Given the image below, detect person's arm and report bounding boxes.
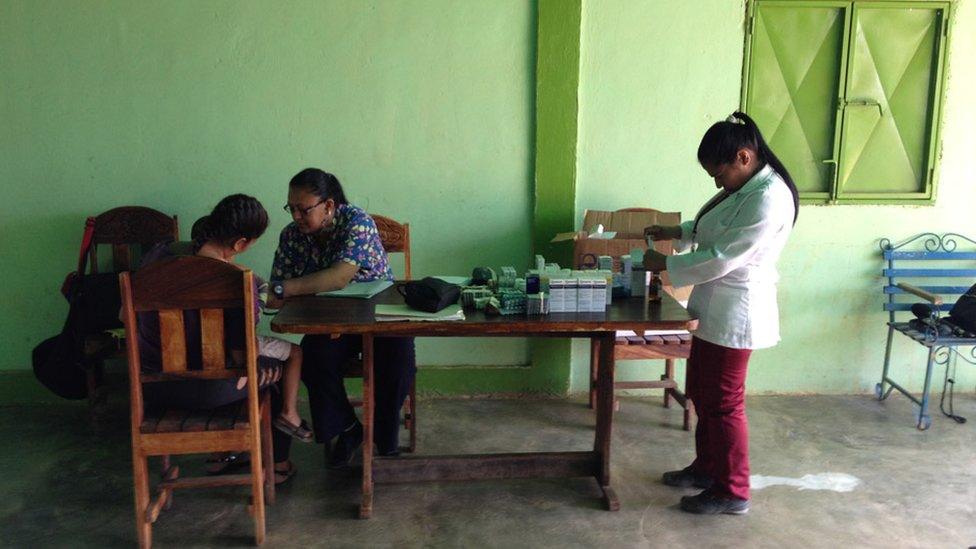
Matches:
[281,261,358,297]
[665,188,791,288]
[673,220,697,253]
[276,209,381,298]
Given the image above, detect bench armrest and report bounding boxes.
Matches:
[896,282,943,306]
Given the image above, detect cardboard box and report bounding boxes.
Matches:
[551,209,692,302]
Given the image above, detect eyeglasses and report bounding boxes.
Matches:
[283,200,325,217]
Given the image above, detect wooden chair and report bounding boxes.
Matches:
[84,206,180,408]
[345,214,418,453]
[89,206,180,273]
[590,332,694,430]
[587,207,693,430]
[120,256,273,547]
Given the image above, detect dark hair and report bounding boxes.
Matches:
[193,194,269,249]
[289,168,349,206]
[697,111,799,224]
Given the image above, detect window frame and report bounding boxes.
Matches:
[740,0,953,205]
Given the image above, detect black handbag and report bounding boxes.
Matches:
[397,277,461,313]
[948,283,976,334]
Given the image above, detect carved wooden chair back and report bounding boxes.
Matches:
[371,213,411,280]
[89,206,179,273]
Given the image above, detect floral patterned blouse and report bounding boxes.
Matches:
[271,203,393,283]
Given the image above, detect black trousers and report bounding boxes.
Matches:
[143,357,292,463]
[300,334,416,454]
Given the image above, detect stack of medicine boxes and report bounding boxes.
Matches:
[541,269,612,313]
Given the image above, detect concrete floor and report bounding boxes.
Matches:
[1,393,974,548]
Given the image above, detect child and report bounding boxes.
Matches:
[190,195,312,443]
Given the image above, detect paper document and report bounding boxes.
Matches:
[317,280,393,299]
[374,304,465,322]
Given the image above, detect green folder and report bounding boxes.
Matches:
[316,280,394,299]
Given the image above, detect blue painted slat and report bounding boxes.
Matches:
[884,303,954,312]
[883,269,976,277]
[883,285,970,295]
[884,251,976,260]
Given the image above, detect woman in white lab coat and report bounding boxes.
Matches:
[644,111,798,515]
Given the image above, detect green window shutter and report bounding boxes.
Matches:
[837,2,948,200]
[744,1,850,199]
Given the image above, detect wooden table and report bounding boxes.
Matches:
[271,285,696,518]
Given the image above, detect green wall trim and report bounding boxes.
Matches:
[533,0,581,267]
[529,0,583,396]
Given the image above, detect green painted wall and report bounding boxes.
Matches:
[0,1,539,387]
[3,0,975,399]
[571,0,976,394]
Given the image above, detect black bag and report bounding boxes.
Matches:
[32,217,125,400]
[398,277,461,313]
[32,333,89,400]
[948,283,976,334]
[67,272,123,332]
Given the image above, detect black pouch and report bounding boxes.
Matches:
[397,277,461,313]
[68,272,123,334]
[948,283,976,334]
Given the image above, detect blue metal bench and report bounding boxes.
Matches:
[878,233,976,430]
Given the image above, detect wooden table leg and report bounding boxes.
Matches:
[359,333,374,519]
[589,338,599,410]
[593,334,619,511]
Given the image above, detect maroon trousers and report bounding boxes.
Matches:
[686,336,753,500]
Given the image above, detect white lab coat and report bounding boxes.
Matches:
[666,164,794,350]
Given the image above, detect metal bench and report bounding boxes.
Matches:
[878,233,976,430]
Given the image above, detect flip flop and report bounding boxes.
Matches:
[274,461,297,485]
[205,451,250,475]
[273,416,314,443]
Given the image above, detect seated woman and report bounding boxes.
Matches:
[267,168,416,467]
[138,194,308,483]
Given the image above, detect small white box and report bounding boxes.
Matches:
[564,279,579,313]
[591,280,608,311]
[577,279,593,312]
[549,280,565,313]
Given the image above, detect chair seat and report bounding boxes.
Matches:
[141,399,255,434]
[615,330,692,347]
[889,321,976,347]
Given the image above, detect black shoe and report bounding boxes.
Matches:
[679,490,749,515]
[662,466,713,489]
[327,422,364,470]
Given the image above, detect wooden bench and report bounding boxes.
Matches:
[589,330,693,431]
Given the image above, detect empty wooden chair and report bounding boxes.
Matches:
[587,207,693,430]
[120,256,273,547]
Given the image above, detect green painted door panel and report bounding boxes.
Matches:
[837,3,946,198]
[745,1,849,196]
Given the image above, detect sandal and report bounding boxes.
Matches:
[205,451,250,475]
[274,461,297,485]
[273,416,314,443]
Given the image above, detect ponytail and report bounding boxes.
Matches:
[697,111,799,225]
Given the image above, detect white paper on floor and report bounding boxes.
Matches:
[750,473,861,492]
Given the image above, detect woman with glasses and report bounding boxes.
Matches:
[268,168,415,467]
